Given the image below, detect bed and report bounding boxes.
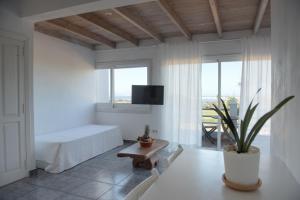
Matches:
[35,124,123,173]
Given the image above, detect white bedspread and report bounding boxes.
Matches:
[35,124,123,173]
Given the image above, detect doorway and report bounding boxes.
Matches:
[201,57,242,150]
[0,36,27,186]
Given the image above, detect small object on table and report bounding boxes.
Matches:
[137,125,153,148]
[139,138,154,148]
[117,139,169,170]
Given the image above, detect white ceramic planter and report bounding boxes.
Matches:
[223,145,260,185]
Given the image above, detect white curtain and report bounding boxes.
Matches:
[240,35,271,135]
[159,41,202,146]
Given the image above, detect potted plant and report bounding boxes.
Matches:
[212,90,294,189]
[138,125,154,148]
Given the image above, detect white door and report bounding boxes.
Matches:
[0,36,27,186]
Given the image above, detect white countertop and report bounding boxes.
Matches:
[140,149,300,200]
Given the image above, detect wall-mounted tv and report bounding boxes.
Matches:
[132,85,164,105]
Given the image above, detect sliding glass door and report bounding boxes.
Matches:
[202,62,219,149]
[202,58,242,150]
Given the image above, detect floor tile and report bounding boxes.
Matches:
[92,169,131,184]
[68,181,112,199]
[131,168,153,176]
[41,175,89,193]
[23,171,54,187]
[17,188,64,200]
[98,186,130,200]
[56,194,90,200]
[0,181,37,194]
[117,174,150,188]
[86,158,128,170]
[0,192,22,200]
[66,166,105,180]
[0,182,37,200]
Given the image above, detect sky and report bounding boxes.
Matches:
[202,61,242,98]
[114,67,148,97]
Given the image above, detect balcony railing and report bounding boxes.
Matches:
[201,102,239,147]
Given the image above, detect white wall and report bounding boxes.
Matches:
[95,31,254,140]
[271,0,300,184]
[34,31,96,135]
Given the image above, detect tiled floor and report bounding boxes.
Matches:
[0,142,173,200]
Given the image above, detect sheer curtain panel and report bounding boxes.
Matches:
[240,35,271,135]
[159,41,202,146]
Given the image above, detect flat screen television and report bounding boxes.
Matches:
[132,85,164,105]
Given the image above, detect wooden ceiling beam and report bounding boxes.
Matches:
[253,0,269,34]
[78,13,139,46]
[112,7,164,42]
[157,0,191,40]
[208,0,222,37]
[48,19,116,48]
[35,23,95,50]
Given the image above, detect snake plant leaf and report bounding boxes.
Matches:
[241,88,262,137]
[212,103,241,151]
[252,88,262,101]
[240,103,259,150]
[244,95,295,152]
[220,99,241,150]
[239,88,262,151]
[212,105,228,124]
[243,114,270,152]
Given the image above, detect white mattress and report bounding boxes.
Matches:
[35,124,123,173]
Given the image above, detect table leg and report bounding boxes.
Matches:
[132,156,159,170]
[132,158,141,168]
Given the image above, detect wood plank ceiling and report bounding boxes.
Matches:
[35,0,270,49]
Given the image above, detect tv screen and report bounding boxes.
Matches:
[132,85,164,105]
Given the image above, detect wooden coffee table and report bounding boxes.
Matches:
[117,139,169,170]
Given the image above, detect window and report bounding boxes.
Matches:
[96,61,150,105]
[114,67,148,103]
[201,55,242,150]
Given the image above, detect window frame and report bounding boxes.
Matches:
[202,54,241,63]
[96,59,152,113]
